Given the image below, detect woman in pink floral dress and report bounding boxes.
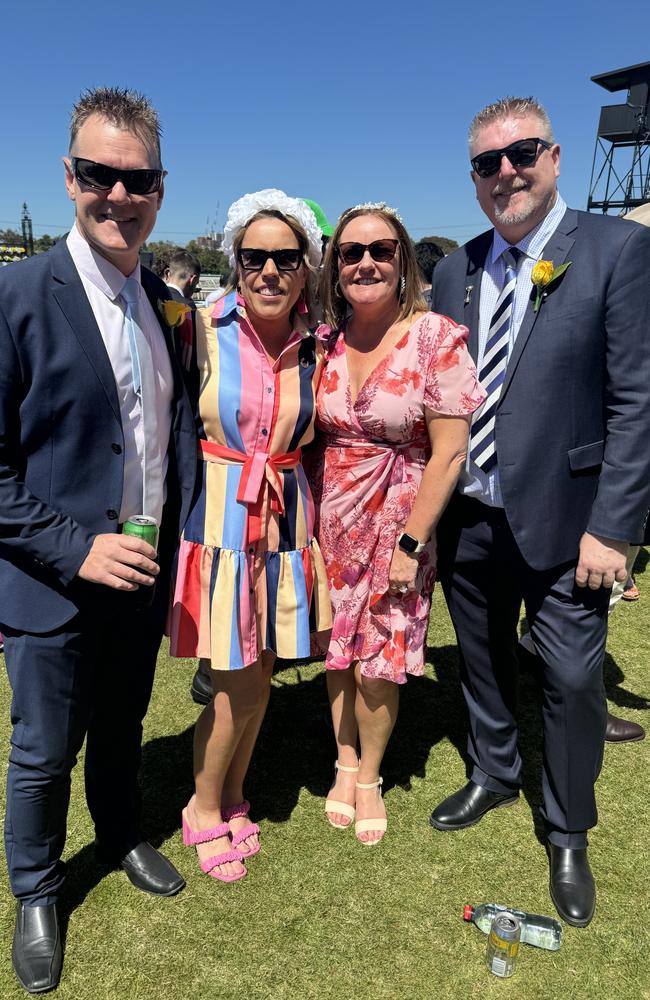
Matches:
[313,205,485,844]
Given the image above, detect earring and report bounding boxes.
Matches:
[334,279,342,298]
[400,275,406,299]
[296,291,309,315]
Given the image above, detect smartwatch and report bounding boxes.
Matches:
[398,532,426,555]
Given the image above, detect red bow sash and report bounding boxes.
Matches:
[199,440,302,544]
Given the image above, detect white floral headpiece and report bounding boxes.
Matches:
[222,188,323,269]
[342,201,404,224]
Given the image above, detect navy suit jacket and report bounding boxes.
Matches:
[431,208,650,571]
[165,284,197,310]
[0,239,198,632]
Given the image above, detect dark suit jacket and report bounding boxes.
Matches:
[0,239,198,633]
[431,208,650,571]
[165,284,197,310]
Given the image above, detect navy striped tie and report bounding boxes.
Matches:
[470,247,521,473]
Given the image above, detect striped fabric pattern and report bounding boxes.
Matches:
[469,248,521,472]
[169,292,331,669]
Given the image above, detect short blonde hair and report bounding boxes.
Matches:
[468,96,554,153]
[319,206,428,329]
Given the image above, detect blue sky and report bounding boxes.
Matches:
[3,2,648,247]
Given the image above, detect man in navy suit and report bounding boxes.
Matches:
[0,87,196,992]
[429,97,650,927]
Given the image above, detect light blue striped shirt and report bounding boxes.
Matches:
[460,193,567,506]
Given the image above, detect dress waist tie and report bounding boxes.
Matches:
[199,439,302,544]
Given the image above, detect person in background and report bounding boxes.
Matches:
[0,87,197,993]
[164,249,201,309]
[169,190,330,882]
[429,96,650,927]
[313,203,484,846]
[414,238,445,305]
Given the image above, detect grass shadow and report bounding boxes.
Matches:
[603,651,649,710]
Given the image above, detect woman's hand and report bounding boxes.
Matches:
[388,545,419,595]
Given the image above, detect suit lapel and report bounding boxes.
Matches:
[50,241,121,420]
[141,269,185,405]
[500,209,577,400]
[464,230,492,361]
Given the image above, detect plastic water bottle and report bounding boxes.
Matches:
[464,903,562,951]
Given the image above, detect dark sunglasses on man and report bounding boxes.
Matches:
[336,239,399,266]
[237,248,303,271]
[470,138,552,179]
[71,157,164,196]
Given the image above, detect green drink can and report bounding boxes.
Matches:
[122,515,159,551]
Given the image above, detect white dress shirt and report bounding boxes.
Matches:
[460,194,567,506]
[66,224,173,524]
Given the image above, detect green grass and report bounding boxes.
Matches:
[1,561,649,999]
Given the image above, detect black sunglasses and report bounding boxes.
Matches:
[71,157,164,195]
[336,239,399,266]
[237,248,303,271]
[470,138,552,178]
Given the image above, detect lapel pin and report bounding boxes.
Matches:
[464,285,474,305]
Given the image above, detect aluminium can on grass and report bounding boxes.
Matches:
[485,912,521,978]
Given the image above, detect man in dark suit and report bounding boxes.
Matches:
[0,87,196,993]
[164,249,201,309]
[429,97,650,927]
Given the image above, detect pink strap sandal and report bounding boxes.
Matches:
[222,800,261,858]
[182,806,247,882]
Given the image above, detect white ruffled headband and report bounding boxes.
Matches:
[222,188,323,269]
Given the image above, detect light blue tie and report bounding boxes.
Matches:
[470,247,521,473]
[121,277,164,520]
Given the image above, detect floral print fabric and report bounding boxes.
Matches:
[313,312,485,684]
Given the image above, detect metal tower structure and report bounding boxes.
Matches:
[587,61,650,214]
[21,202,34,256]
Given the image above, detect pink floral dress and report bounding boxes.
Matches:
[313,312,485,684]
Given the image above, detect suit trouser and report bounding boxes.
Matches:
[437,494,608,849]
[3,582,168,906]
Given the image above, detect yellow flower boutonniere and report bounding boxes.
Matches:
[159,299,191,327]
[531,259,572,312]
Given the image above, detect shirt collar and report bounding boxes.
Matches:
[66,222,141,300]
[213,289,311,341]
[491,193,567,264]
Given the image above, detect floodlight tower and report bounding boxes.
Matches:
[587,61,650,214]
[21,202,33,256]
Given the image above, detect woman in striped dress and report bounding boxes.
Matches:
[169,190,330,882]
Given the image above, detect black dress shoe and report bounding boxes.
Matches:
[429,780,519,831]
[605,712,645,743]
[12,902,62,994]
[96,841,185,896]
[548,844,595,927]
[191,666,213,705]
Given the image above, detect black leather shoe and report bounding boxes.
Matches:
[12,902,62,994]
[548,844,595,927]
[190,666,213,705]
[429,780,519,831]
[96,841,185,896]
[605,712,645,743]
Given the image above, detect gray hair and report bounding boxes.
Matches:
[468,97,554,152]
[69,87,163,167]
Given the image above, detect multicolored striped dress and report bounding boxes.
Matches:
[168,291,331,670]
